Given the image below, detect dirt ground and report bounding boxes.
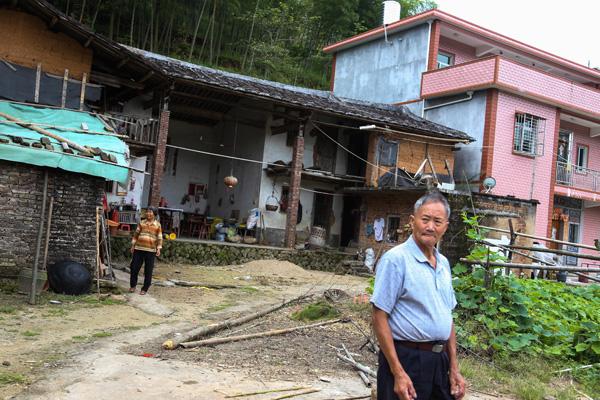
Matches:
[1,260,506,400]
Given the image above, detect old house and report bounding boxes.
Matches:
[325,7,600,259]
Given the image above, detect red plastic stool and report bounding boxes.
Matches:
[118,224,131,231]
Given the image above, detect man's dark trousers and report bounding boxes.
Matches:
[130,250,155,291]
[378,341,454,400]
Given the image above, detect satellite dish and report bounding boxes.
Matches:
[482,176,496,193]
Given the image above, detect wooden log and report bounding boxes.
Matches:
[0,111,92,156]
[180,318,343,348]
[168,279,240,289]
[271,389,320,400]
[459,259,600,273]
[336,353,377,378]
[505,244,600,262]
[162,293,310,349]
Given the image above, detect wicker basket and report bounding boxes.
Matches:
[265,204,278,211]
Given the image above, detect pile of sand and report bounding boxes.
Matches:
[233,260,316,279]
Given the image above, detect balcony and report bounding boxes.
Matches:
[556,161,600,193]
[421,56,600,118]
[102,113,160,149]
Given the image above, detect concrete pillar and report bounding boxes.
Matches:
[148,109,170,207]
[284,125,304,248]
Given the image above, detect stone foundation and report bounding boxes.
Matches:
[110,237,355,273]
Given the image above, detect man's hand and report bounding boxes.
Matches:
[394,371,417,400]
[130,246,135,254]
[156,249,161,257]
[449,369,466,399]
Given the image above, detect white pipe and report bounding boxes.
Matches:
[422,20,433,118]
[423,91,474,112]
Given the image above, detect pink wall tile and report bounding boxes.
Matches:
[581,205,600,260]
[490,92,557,237]
[439,36,477,65]
[421,57,495,96]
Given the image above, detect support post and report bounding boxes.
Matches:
[284,124,304,248]
[148,107,170,207]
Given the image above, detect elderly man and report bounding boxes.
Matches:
[371,191,466,400]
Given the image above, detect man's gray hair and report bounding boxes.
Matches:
[413,191,451,218]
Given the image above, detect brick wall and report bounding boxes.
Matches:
[421,57,496,97]
[149,109,170,207]
[439,36,477,65]
[0,10,92,80]
[357,190,537,268]
[0,161,103,277]
[491,92,557,237]
[365,132,455,187]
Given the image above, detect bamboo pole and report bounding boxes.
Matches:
[270,389,320,400]
[336,353,377,378]
[505,244,600,262]
[479,225,598,251]
[167,279,241,289]
[41,195,54,271]
[459,259,600,273]
[30,170,48,305]
[341,343,371,387]
[180,319,343,348]
[0,111,93,156]
[162,293,309,349]
[224,386,311,398]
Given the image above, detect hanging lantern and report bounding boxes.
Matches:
[224,175,238,188]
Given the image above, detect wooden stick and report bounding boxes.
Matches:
[224,386,311,398]
[61,69,69,108]
[459,258,600,273]
[79,73,87,111]
[270,388,320,400]
[41,195,54,271]
[34,63,41,103]
[341,343,371,387]
[0,111,93,156]
[505,244,600,262]
[322,396,370,400]
[180,319,343,348]
[95,207,101,297]
[162,293,309,349]
[168,278,241,289]
[479,225,598,251]
[336,353,377,378]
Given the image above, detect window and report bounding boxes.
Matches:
[513,113,545,156]
[387,215,402,243]
[576,145,588,171]
[437,52,454,69]
[377,138,398,167]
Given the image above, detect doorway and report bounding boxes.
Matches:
[340,196,362,247]
[312,191,333,237]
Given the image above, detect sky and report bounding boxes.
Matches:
[434,0,600,69]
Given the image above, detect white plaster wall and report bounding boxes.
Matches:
[159,119,217,213]
[106,156,147,208]
[207,118,265,221]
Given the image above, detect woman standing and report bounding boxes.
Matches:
[129,207,163,295]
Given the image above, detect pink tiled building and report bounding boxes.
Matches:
[325,9,600,263]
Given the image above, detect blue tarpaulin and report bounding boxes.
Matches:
[0,101,129,183]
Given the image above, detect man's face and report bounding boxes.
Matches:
[410,201,449,249]
[146,209,155,221]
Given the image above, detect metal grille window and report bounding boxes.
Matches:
[513,113,545,156]
[437,52,453,69]
[377,138,398,167]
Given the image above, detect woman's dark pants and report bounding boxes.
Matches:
[130,250,155,292]
[378,341,454,400]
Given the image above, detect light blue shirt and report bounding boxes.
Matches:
[371,235,457,342]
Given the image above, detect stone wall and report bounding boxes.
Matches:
[0,161,104,277]
[110,237,353,273]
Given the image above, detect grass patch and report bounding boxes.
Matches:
[459,354,589,400]
[71,335,88,342]
[0,372,26,385]
[291,301,339,322]
[21,330,40,337]
[91,331,113,338]
[240,286,259,294]
[206,301,235,313]
[0,305,18,314]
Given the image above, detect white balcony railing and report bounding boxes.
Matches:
[556,161,600,192]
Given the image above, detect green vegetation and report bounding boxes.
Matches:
[240,286,259,294]
[0,372,26,386]
[0,305,18,314]
[21,330,40,337]
[206,301,235,313]
[48,0,436,89]
[291,301,339,322]
[91,331,113,338]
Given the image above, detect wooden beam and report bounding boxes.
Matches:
[90,71,144,90]
[79,73,87,110]
[116,58,129,69]
[171,90,238,108]
[169,104,225,121]
[271,121,300,135]
[61,69,69,108]
[139,71,154,83]
[34,63,41,103]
